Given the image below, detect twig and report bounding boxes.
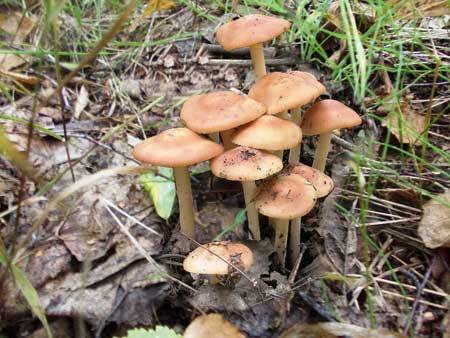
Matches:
[288,245,306,285]
[179,233,258,287]
[403,266,433,336]
[104,203,196,293]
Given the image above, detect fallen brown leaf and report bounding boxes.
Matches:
[418,189,450,249]
[0,69,40,85]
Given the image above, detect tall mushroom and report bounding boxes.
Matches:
[133,128,224,238]
[255,174,317,266]
[211,146,283,240]
[284,163,334,264]
[216,15,291,79]
[301,100,362,172]
[180,91,266,150]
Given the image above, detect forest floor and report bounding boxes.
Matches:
[0,1,449,337]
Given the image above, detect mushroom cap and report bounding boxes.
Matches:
[288,71,326,97]
[181,91,266,134]
[248,72,325,114]
[211,146,282,181]
[133,128,224,167]
[301,99,362,135]
[183,241,254,275]
[184,314,245,338]
[284,163,334,198]
[255,175,317,219]
[231,115,302,151]
[216,14,291,51]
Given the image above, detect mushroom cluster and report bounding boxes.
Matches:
[133,14,362,268]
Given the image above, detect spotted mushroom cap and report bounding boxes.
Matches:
[216,14,291,51]
[184,313,246,338]
[180,91,266,134]
[133,128,224,167]
[255,175,317,219]
[248,72,325,115]
[288,71,326,98]
[301,100,362,135]
[211,146,282,181]
[231,115,302,151]
[284,163,334,198]
[183,241,253,275]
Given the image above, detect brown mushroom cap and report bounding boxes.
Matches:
[183,241,253,275]
[301,99,362,135]
[284,163,334,198]
[231,115,302,151]
[248,72,324,114]
[216,14,291,51]
[181,91,266,134]
[288,71,326,97]
[211,146,282,181]
[184,313,245,338]
[255,175,317,219]
[133,128,224,167]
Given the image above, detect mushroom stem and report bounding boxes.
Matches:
[274,218,289,266]
[242,180,260,240]
[173,166,195,238]
[249,43,266,80]
[288,107,302,164]
[289,217,301,266]
[220,130,235,150]
[312,131,333,172]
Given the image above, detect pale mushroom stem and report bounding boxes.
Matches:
[173,166,195,238]
[249,43,266,80]
[312,131,333,172]
[289,217,301,266]
[220,130,235,150]
[274,218,289,267]
[242,180,261,241]
[288,107,302,164]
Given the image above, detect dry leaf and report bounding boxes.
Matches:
[418,189,450,249]
[74,85,89,119]
[382,96,427,144]
[0,10,37,71]
[142,0,175,18]
[281,322,406,338]
[0,69,40,85]
[387,0,450,18]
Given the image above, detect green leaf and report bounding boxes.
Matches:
[116,326,182,338]
[0,249,52,338]
[213,208,247,241]
[141,167,176,220]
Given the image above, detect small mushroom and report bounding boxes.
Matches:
[301,100,362,172]
[180,91,266,149]
[255,175,317,266]
[183,241,253,285]
[216,15,291,79]
[283,163,334,264]
[211,146,283,240]
[184,313,246,338]
[133,128,224,238]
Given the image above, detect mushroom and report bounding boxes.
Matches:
[283,163,334,264]
[255,175,316,266]
[301,100,362,172]
[248,72,325,158]
[216,15,291,79]
[211,146,283,240]
[184,313,246,338]
[183,241,253,285]
[180,91,266,149]
[133,128,224,238]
